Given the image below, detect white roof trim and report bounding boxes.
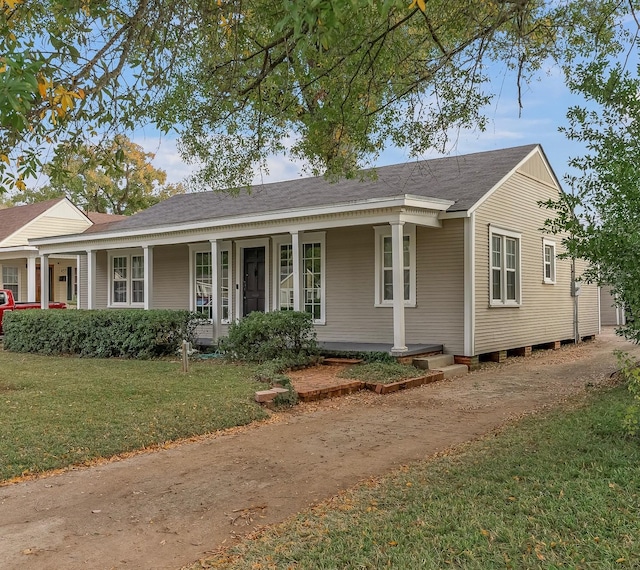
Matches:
[30,194,455,248]
[466,145,560,215]
[0,197,92,247]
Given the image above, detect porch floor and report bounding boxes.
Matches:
[318,341,443,357]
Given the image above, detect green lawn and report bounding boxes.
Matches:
[195,385,640,569]
[0,350,269,481]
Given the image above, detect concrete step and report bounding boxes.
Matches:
[413,353,455,370]
[436,363,468,379]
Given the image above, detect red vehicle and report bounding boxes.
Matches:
[0,289,67,334]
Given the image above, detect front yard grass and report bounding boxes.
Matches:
[0,350,269,482]
[194,384,640,569]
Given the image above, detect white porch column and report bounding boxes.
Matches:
[39,254,49,309]
[27,256,37,302]
[291,230,301,311]
[87,250,96,310]
[210,239,220,340]
[390,221,407,354]
[76,255,81,309]
[143,245,154,310]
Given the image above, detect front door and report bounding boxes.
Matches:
[35,265,54,303]
[243,247,265,316]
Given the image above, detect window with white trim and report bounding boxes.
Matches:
[303,242,322,321]
[278,243,295,311]
[192,246,231,323]
[272,233,325,324]
[220,249,230,323]
[490,227,521,306]
[194,251,212,318]
[543,239,556,284]
[374,225,416,307]
[110,252,144,306]
[2,266,19,298]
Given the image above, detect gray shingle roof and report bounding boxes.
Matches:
[85,144,540,235]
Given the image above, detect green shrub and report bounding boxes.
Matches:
[220,311,318,363]
[3,309,202,358]
[616,350,640,436]
[320,349,396,363]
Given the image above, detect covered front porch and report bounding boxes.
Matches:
[32,194,458,355]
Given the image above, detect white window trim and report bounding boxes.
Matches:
[1,264,21,301]
[272,235,295,312]
[272,232,326,325]
[543,238,556,285]
[489,225,522,307]
[374,224,416,308]
[108,249,145,308]
[189,242,232,324]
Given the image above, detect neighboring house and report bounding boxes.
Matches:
[30,145,600,360]
[600,286,626,326]
[0,198,93,304]
[0,199,126,305]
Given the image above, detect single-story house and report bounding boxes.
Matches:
[30,144,600,361]
[0,198,94,304]
[0,198,126,305]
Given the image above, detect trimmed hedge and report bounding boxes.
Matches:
[219,310,318,363]
[3,309,202,358]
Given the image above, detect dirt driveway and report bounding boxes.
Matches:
[1,328,639,570]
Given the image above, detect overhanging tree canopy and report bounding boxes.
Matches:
[0,0,631,191]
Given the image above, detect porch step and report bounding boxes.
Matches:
[436,363,469,379]
[413,354,455,370]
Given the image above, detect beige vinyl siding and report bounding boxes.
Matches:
[600,286,624,326]
[516,151,556,187]
[50,259,76,303]
[576,258,600,334]
[152,245,189,309]
[474,164,599,354]
[3,216,90,247]
[319,223,465,353]
[95,251,108,308]
[409,221,465,354]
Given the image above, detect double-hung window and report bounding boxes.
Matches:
[374,225,416,307]
[110,252,144,306]
[490,227,521,306]
[2,266,19,298]
[543,239,556,284]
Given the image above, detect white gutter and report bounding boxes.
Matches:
[30,194,455,248]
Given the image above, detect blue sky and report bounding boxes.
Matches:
[133,59,589,190]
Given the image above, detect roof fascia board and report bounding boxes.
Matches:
[36,207,444,255]
[466,145,545,215]
[32,195,454,248]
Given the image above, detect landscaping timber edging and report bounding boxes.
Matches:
[364,371,445,395]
